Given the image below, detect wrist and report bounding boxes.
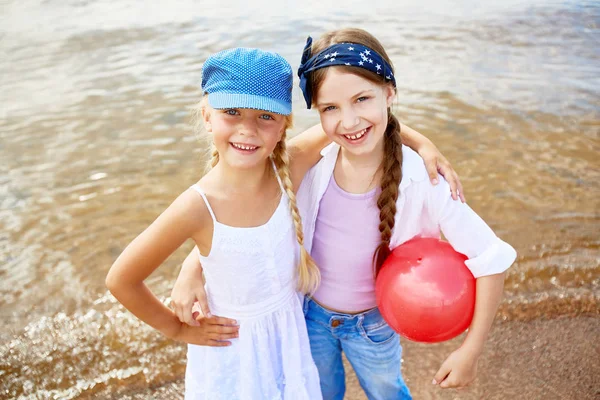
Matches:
[415,136,434,155]
[161,316,184,341]
[460,336,485,357]
[399,123,432,153]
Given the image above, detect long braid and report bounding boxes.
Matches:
[272,136,321,294]
[373,112,403,276]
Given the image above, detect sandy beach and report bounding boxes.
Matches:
[85,313,599,399]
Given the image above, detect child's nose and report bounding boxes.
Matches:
[238,117,258,136]
[341,108,360,131]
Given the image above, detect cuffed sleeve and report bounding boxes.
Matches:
[427,177,517,278]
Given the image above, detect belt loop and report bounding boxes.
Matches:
[302,295,309,315]
[358,314,365,325]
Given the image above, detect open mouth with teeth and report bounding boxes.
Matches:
[230,142,259,152]
[342,126,371,142]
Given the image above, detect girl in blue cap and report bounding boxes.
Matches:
[106,47,326,399]
[172,29,516,400]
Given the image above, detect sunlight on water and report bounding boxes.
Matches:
[0,0,598,397]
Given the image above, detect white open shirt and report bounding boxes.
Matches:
[297,143,517,278]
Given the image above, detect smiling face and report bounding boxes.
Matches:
[202,104,287,169]
[314,67,395,159]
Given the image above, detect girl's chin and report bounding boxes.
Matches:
[222,152,270,169]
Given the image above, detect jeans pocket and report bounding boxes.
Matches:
[359,320,397,345]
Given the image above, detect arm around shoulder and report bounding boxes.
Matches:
[287,124,331,192]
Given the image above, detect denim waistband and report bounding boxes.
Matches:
[303,296,386,329]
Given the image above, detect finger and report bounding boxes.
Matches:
[196,292,212,318]
[438,163,459,201]
[186,302,201,326]
[433,362,451,386]
[206,339,232,347]
[457,177,466,203]
[447,169,465,203]
[424,158,439,185]
[201,315,238,327]
[183,306,199,326]
[208,331,239,341]
[207,324,240,335]
[439,374,458,389]
[450,180,459,201]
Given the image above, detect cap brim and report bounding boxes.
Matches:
[208,92,291,115]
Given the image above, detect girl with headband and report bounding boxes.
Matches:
[292,28,516,398]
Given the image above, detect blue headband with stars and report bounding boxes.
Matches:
[297,36,396,109]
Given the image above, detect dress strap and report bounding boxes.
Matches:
[270,157,286,194]
[189,184,217,223]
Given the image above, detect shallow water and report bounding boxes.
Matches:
[1,0,598,398]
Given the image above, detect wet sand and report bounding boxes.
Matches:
[90,314,599,399]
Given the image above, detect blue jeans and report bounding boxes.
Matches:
[303,297,412,400]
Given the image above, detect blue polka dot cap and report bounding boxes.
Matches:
[201,48,293,115]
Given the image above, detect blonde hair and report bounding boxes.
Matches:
[310,28,403,277]
[271,131,321,295]
[194,98,320,294]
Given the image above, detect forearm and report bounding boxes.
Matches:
[288,124,331,188]
[288,123,331,158]
[461,272,506,355]
[399,122,434,152]
[108,281,181,339]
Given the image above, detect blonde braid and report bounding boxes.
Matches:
[272,135,321,294]
[206,144,219,171]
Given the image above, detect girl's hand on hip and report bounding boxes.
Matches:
[173,316,239,346]
[418,145,466,202]
[432,346,479,389]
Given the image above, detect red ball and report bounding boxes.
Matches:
[375,237,476,343]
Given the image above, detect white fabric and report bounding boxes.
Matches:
[297,143,516,278]
[185,169,321,399]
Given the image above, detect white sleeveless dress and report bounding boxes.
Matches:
[185,164,322,400]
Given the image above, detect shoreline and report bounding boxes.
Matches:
[87,313,599,400]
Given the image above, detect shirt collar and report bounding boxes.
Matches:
[320,142,428,192]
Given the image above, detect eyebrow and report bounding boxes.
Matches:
[316,89,375,108]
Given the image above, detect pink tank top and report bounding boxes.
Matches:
[311,174,382,312]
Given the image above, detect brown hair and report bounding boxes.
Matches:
[310,28,403,277]
[195,99,320,293]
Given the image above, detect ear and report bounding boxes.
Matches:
[278,118,289,142]
[201,106,212,132]
[384,84,396,108]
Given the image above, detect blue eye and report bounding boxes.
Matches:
[357,96,369,102]
[260,114,275,120]
[322,105,336,112]
[224,109,240,115]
